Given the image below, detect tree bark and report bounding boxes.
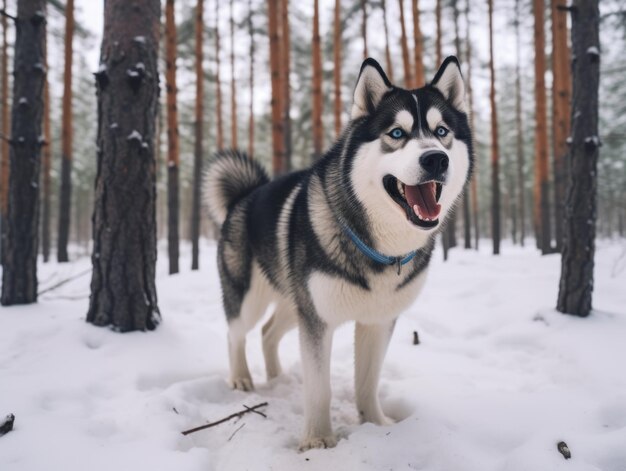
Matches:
[1,0,46,305]
[215,0,224,150]
[412,0,425,87]
[488,0,500,255]
[57,0,74,263]
[191,0,204,271]
[87,0,161,331]
[435,0,442,66]
[557,0,600,317]
[248,0,254,156]
[165,0,179,275]
[398,0,412,88]
[42,28,51,262]
[533,0,551,254]
[281,0,291,169]
[551,0,571,252]
[333,0,342,137]
[515,0,525,247]
[268,0,285,175]
[312,0,323,160]
[229,0,237,149]
[360,0,367,59]
[465,0,478,250]
[0,0,9,264]
[381,0,394,83]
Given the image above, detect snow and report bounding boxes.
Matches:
[584,136,601,147]
[586,46,600,56]
[127,130,142,142]
[1,241,626,470]
[133,36,146,44]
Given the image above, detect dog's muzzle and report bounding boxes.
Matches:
[419,150,449,182]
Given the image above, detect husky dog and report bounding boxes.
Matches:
[204,56,473,450]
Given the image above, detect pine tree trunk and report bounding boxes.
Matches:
[435,0,442,66]
[248,0,254,156]
[229,0,237,149]
[0,0,9,265]
[551,0,571,252]
[165,0,179,275]
[360,0,368,59]
[191,0,204,271]
[412,0,425,87]
[87,0,161,331]
[57,0,74,262]
[268,0,285,175]
[515,0,525,247]
[465,0,478,250]
[488,0,500,255]
[42,32,52,262]
[312,0,323,160]
[0,0,46,305]
[281,0,291,169]
[533,0,551,254]
[381,0,394,83]
[215,0,224,151]
[557,0,599,317]
[333,0,342,137]
[398,0,412,88]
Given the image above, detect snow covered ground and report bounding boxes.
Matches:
[1,240,626,471]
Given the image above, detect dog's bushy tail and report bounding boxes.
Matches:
[203,150,270,227]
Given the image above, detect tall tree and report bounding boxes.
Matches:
[42,28,52,262]
[514,0,526,247]
[248,0,254,156]
[87,0,161,331]
[488,0,500,255]
[412,0,425,87]
[551,0,571,251]
[312,0,323,159]
[229,0,237,148]
[398,0,412,88]
[381,0,394,83]
[191,0,204,271]
[56,0,74,262]
[1,0,46,305]
[215,0,224,150]
[360,0,368,59]
[333,0,342,136]
[165,0,180,274]
[465,0,479,249]
[268,0,286,175]
[435,0,442,66]
[557,0,600,316]
[533,0,551,254]
[281,0,291,168]
[0,0,9,264]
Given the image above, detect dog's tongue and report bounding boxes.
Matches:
[405,182,441,220]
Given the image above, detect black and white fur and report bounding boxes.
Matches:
[204,57,473,450]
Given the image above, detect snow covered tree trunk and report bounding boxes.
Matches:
[165,0,179,275]
[87,0,161,331]
[0,0,46,305]
[557,0,600,317]
[191,0,204,271]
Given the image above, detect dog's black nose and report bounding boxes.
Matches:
[419,150,449,178]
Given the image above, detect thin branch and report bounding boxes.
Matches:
[227,422,246,441]
[243,404,267,418]
[181,402,268,436]
[0,9,16,22]
[37,268,92,296]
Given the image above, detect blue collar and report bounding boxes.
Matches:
[341,223,417,275]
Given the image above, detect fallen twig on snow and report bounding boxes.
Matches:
[413,330,420,345]
[38,268,92,296]
[227,423,246,442]
[0,414,15,436]
[181,402,268,436]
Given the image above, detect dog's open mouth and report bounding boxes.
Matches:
[383,175,442,228]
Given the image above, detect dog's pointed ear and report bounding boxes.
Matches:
[431,56,468,114]
[351,58,393,120]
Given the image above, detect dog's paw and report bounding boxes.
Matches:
[230,377,254,391]
[298,435,338,452]
[360,411,395,426]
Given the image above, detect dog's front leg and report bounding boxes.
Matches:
[355,320,396,425]
[298,319,337,451]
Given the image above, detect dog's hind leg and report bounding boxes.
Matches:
[262,301,297,380]
[354,320,396,425]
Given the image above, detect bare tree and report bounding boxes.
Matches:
[87,0,161,331]
[215,0,224,150]
[412,0,425,87]
[1,0,46,305]
[42,29,52,262]
[557,0,600,317]
[514,0,525,247]
[281,0,291,168]
[248,0,255,156]
[191,0,204,271]
[0,0,9,264]
[333,0,342,136]
[268,0,286,175]
[398,0,412,88]
[229,0,237,148]
[360,0,368,59]
[465,0,479,249]
[435,0,442,66]
[381,0,394,83]
[488,0,500,255]
[312,0,323,159]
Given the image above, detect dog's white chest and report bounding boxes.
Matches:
[308,269,427,326]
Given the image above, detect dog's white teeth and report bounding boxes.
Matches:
[397,180,405,197]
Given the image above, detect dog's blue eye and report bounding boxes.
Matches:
[389,128,406,139]
[436,126,449,137]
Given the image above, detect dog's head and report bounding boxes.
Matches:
[347,57,473,247]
